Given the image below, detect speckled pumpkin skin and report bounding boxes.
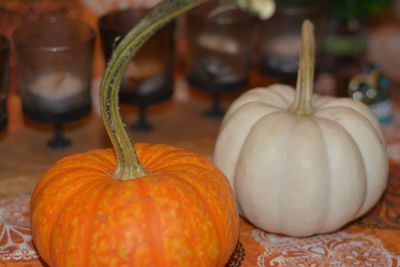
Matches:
[30,143,239,267]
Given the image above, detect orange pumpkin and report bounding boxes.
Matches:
[30,144,239,266]
[30,0,241,266]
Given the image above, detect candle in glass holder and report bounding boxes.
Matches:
[263,35,301,74]
[197,33,239,55]
[120,59,169,101]
[186,3,257,91]
[28,71,85,113]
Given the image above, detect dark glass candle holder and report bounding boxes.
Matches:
[0,35,9,132]
[13,16,95,148]
[185,3,258,117]
[98,9,175,131]
[258,1,321,85]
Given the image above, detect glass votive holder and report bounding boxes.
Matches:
[98,8,175,131]
[258,0,321,85]
[185,2,258,117]
[13,16,96,148]
[0,35,9,132]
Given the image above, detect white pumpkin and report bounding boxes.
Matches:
[213,21,388,237]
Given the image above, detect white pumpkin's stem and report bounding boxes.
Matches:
[100,0,210,180]
[289,20,315,116]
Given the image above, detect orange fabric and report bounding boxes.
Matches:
[2,161,400,266]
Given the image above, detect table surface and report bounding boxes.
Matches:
[2,73,400,266]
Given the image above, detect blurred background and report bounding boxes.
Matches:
[0,0,399,147]
[0,0,400,201]
[0,0,399,126]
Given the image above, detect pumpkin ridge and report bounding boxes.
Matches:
[32,173,111,263]
[316,116,368,219]
[31,150,116,199]
[54,149,113,168]
[82,181,116,266]
[227,93,288,119]
[335,116,380,217]
[32,165,112,204]
[313,118,333,232]
[168,172,224,266]
[244,100,284,111]
[135,177,166,266]
[257,112,293,230]
[280,117,309,233]
[134,143,151,164]
[146,174,194,265]
[265,86,294,106]
[143,151,212,172]
[166,173,219,266]
[51,180,112,266]
[160,163,233,198]
[45,179,110,266]
[226,106,286,136]
[315,104,384,143]
[138,145,183,169]
[160,167,225,202]
[85,149,116,169]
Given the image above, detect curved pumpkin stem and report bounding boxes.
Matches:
[100,0,273,180]
[289,20,315,116]
[100,0,211,180]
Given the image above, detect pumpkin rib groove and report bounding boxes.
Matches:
[150,160,219,176]
[84,150,116,169]
[139,145,183,168]
[155,158,212,171]
[271,115,291,233]
[315,104,383,142]
[316,118,367,224]
[44,178,110,265]
[32,151,116,200]
[237,102,283,119]
[337,118,385,217]
[32,167,111,207]
[279,117,300,231]
[317,115,369,218]
[223,90,291,124]
[45,180,90,266]
[55,150,114,170]
[143,152,195,170]
[169,172,224,266]
[267,86,294,105]
[234,112,292,222]
[31,169,107,219]
[231,99,285,115]
[314,118,333,232]
[156,172,209,264]
[162,167,229,203]
[135,178,166,267]
[325,106,385,144]
[55,180,114,265]
[81,181,113,267]
[162,165,233,200]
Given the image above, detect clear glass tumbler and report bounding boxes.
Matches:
[13,16,96,148]
[185,2,258,116]
[258,0,321,85]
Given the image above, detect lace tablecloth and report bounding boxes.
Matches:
[2,145,400,266]
[3,107,400,266]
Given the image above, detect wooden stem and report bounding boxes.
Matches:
[289,20,316,116]
[100,0,209,180]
